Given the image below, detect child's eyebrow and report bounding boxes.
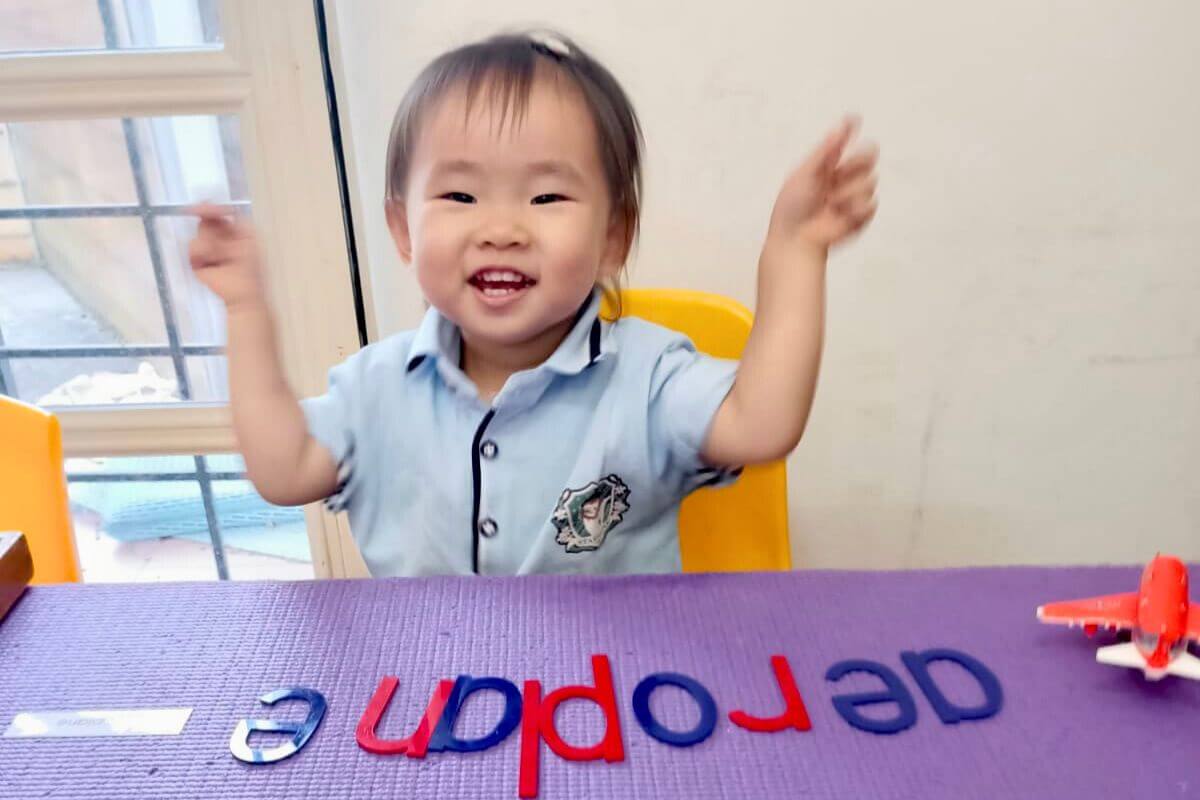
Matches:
[428,159,584,184]
[526,160,585,184]
[429,159,484,180]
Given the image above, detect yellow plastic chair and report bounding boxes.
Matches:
[603,288,792,572]
[0,395,79,583]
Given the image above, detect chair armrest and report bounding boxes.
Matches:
[0,532,33,623]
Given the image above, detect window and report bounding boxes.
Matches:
[0,114,243,406]
[0,0,222,55]
[69,454,311,581]
[0,1,363,580]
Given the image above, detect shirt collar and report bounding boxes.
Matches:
[405,289,612,377]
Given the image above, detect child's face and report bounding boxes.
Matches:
[390,72,623,351]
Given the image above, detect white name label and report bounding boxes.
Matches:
[3,708,193,738]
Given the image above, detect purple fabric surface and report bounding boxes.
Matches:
[1,566,1198,799]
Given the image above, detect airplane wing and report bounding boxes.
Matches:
[1188,605,1200,643]
[1095,642,1144,670]
[1036,592,1138,631]
[1168,650,1200,681]
[1095,642,1200,681]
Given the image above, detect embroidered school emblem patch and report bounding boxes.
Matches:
[552,475,631,553]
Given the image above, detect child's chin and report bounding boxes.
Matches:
[462,313,544,343]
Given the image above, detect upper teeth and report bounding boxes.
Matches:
[478,269,526,282]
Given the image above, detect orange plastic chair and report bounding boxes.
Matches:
[0,395,79,583]
[604,288,792,572]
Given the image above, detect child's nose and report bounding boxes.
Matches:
[477,213,530,249]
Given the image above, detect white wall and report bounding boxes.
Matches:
[329,1,1200,568]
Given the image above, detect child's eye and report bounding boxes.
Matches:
[531,194,567,205]
[439,192,476,204]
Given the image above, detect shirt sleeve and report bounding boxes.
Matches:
[299,356,363,513]
[646,338,744,495]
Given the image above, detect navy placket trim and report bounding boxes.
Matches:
[588,318,601,365]
[470,409,497,574]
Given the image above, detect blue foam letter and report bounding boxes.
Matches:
[428,675,523,753]
[230,687,327,764]
[900,648,1004,724]
[825,660,917,735]
[631,672,717,747]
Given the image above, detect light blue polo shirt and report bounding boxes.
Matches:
[300,290,740,577]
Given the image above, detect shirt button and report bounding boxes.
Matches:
[480,440,499,460]
[479,518,498,537]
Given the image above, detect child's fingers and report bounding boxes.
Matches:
[195,214,239,239]
[830,174,877,207]
[837,197,878,229]
[189,202,253,240]
[807,115,860,174]
[832,144,879,184]
[829,115,860,153]
[193,212,252,255]
[188,233,224,269]
[189,226,243,269]
[189,201,236,222]
[189,205,229,239]
[852,203,878,232]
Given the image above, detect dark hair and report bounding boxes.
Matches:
[383,30,644,279]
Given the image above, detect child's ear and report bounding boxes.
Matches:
[385,201,413,264]
[600,214,629,281]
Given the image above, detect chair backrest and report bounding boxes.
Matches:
[605,288,792,572]
[0,396,79,583]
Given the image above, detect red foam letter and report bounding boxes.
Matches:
[519,680,543,799]
[356,676,454,757]
[518,655,625,799]
[729,655,812,733]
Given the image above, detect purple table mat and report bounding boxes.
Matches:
[1,566,1198,799]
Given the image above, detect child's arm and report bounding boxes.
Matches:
[189,205,339,506]
[703,118,878,466]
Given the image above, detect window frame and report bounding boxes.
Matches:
[0,0,364,579]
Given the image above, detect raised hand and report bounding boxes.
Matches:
[768,117,878,249]
[188,203,267,309]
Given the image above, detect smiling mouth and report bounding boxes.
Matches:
[468,268,537,297]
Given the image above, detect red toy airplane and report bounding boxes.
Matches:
[1037,554,1200,681]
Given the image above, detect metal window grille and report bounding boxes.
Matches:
[0,1,245,579]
